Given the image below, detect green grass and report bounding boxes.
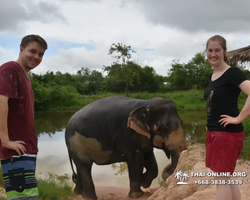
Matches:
[45,91,207,111]
[37,173,75,200]
[45,90,248,112]
[240,119,250,160]
[84,91,206,111]
[0,168,4,189]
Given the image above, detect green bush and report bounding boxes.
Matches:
[37,173,75,200]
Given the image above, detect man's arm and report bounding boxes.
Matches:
[0,95,9,144]
[0,95,26,155]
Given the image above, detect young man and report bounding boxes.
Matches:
[0,34,47,199]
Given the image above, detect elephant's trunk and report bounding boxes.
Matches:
[161,126,186,181]
[162,149,179,181]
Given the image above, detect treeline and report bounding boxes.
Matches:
[30,43,250,111]
[30,64,168,111]
[167,53,250,90]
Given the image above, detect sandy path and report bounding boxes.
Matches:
[71,186,158,200]
[72,186,158,200]
[95,186,157,200]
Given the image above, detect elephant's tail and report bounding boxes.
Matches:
[69,154,77,183]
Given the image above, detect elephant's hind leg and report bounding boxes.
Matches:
[72,156,97,200]
[73,170,83,194]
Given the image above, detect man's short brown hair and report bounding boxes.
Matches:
[20,34,48,50]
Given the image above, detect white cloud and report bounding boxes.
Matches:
[1,0,250,76]
[34,44,113,74]
[0,46,17,63]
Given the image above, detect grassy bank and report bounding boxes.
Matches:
[47,90,247,112]
[48,91,206,111]
[43,91,205,111]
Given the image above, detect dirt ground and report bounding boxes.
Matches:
[71,186,159,200]
[1,143,250,200]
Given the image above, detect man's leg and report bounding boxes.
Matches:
[1,154,38,200]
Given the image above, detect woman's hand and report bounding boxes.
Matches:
[219,115,241,127]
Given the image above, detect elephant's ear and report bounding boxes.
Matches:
[127,107,151,139]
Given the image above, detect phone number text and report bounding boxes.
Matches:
[194,180,243,185]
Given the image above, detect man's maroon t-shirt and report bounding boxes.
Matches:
[0,61,38,158]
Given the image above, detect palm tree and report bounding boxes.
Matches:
[174,170,183,181]
[182,172,189,182]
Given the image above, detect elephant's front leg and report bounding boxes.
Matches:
[127,151,144,198]
[141,150,158,188]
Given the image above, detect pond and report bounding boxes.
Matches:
[35,110,207,187]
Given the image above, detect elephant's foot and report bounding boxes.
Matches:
[128,189,144,198]
[82,191,97,200]
[141,173,153,188]
[73,184,83,194]
[141,181,151,188]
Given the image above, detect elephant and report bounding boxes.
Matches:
[65,96,186,200]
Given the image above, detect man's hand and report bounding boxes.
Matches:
[2,140,26,156]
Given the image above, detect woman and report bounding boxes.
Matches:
[204,35,250,200]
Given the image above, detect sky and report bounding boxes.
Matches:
[1,0,250,77]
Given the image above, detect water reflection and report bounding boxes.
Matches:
[35,111,74,136]
[35,110,207,187]
[180,111,207,143]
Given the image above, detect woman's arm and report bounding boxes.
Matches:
[219,80,250,127]
[237,80,250,122]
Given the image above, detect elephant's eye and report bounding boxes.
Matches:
[158,126,168,132]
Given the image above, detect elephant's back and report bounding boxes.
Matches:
[65,96,146,137]
[72,96,145,120]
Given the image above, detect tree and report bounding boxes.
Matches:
[137,66,165,92]
[87,70,104,94]
[107,43,140,96]
[104,62,142,95]
[30,78,50,111]
[167,53,212,90]
[108,43,135,64]
[167,61,187,90]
